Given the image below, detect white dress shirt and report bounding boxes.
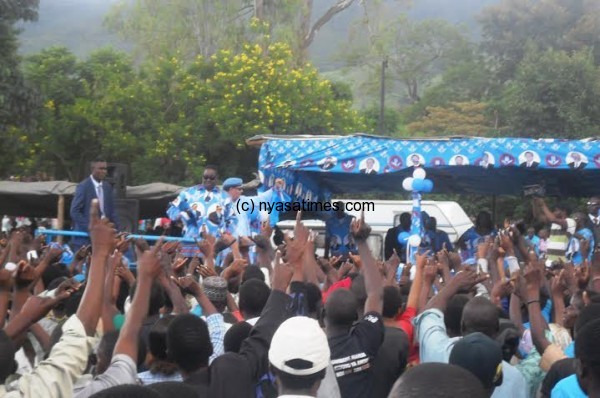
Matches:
[90,176,104,214]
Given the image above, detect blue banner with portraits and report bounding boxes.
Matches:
[255,135,600,198]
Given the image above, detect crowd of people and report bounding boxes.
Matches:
[1,161,600,398]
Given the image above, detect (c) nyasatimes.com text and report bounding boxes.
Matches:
[235,200,375,214]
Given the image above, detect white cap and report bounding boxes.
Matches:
[566,218,577,235]
[269,316,330,376]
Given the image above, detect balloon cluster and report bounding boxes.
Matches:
[400,167,434,248]
[398,231,422,248]
[402,168,433,193]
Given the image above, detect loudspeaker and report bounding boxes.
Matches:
[106,163,129,199]
[115,199,139,233]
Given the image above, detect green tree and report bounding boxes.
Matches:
[106,0,357,65]
[16,42,363,184]
[405,101,493,136]
[173,42,365,177]
[500,49,600,137]
[401,53,496,126]
[0,0,40,177]
[479,0,600,82]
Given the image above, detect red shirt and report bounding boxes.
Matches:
[321,277,352,303]
[396,306,419,364]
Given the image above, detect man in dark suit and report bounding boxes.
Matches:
[360,157,378,174]
[568,152,587,169]
[520,151,539,169]
[70,159,119,248]
[586,196,600,252]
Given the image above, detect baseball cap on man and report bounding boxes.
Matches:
[269,316,330,376]
[450,332,503,389]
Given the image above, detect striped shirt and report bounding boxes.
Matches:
[547,223,568,263]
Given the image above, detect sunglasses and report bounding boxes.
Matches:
[203,175,217,180]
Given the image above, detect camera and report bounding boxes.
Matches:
[523,184,545,198]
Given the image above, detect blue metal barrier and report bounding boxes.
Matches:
[35,229,196,244]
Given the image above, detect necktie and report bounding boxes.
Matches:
[97,184,105,215]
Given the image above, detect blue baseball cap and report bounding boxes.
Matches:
[223,177,243,191]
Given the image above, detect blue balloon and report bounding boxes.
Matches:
[412,178,425,191]
[422,179,434,193]
[398,231,410,244]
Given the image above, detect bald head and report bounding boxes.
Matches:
[461,297,500,338]
[388,363,487,398]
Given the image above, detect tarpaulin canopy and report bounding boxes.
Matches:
[0,179,262,219]
[0,181,184,218]
[248,134,600,198]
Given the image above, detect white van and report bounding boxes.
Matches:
[277,200,473,260]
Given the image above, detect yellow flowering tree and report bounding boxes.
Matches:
[174,41,365,176]
[12,43,363,184]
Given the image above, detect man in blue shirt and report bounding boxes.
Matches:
[324,201,356,259]
[424,217,453,253]
[525,227,541,256]
[222,177,288,239]
[457,211,496,265]
[570,213,594,266]
[166,165,228,256]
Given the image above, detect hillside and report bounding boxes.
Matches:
[18,0,498,69]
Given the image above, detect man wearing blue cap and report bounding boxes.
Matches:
[166,165,228,256]
[222,177,287,239]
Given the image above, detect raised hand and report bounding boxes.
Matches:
[260,220,273,238]
[416,250,430,270]
[172,274,202,297]
[523,264,543,289]
[42,244,65,263]
[251,234,271,251]
[162,241,181,256]
[115,235,132,254]
[423,261,438,285]
[348,253,363,269]
[350,211,371,242]
[19,292,74,324]
[449,267,488,292]
[89,199,117,255]
[56,277,82,297]
[198,264,218,278]
[491,279,514,300]
[74,245,91,261]
[171,256,188,272]
[15,261,36,289]
[272,250,293,292]
[283,211,309,264]
[115,264,136,286]
[137,239,164,279]
[329,255,342,269]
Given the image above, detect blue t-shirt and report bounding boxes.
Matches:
[525,235,541,256]
[423,229,454,253]
[571,228,594,265]
[551,374,587,398]
[564,342,575,358]
[459,227,497,264]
